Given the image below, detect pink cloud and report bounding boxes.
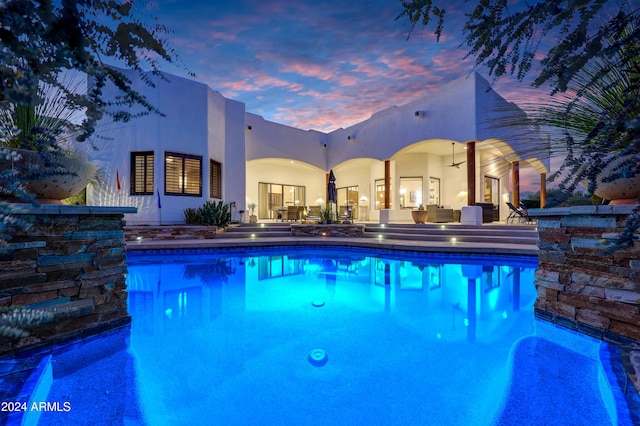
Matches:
[208,31,236,41]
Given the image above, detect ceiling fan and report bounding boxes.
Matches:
[448,142,466,168]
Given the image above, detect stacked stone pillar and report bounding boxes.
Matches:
[0,204,136,355]
[530,205,640,344]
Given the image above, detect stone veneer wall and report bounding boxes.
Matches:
[0,204,136,355]
[529,205,640,344]
[290,223,365,237]
[125,225,219,241]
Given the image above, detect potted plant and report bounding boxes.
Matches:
[319,206,334,224]
[0,77,99,203]
[0,1,188,207]
[411,205,428,224]
[248,202,257,223]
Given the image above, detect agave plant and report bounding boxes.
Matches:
[0,306,54,339]
[0,73,89,153]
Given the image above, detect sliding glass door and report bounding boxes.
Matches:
[337,186,359,219]
[258,182,306,219]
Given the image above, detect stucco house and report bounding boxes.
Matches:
[87,70,549,225]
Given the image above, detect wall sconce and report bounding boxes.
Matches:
[347,135,355,141]
[414,110,425,118]
[247,125,252,130]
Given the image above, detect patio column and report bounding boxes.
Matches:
[384,160,390,209]
[540,173,547,208]
[466,141,476,205]
[326,172,329,202]
[512,161,520,208]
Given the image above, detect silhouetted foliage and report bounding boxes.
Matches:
[398,0,640,250]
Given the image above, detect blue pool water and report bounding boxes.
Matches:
[24,247,635,425]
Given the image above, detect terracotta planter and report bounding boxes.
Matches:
[411,210,428,224]
[591,154,640,204]
[0,148,97,202]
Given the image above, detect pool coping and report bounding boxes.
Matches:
[125,235,539,256]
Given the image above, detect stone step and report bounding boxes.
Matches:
[363,225,536,238]
[215,230,292,239]
[359,231,537,245]
[216,222,537,243]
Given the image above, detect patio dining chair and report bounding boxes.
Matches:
[307,205,322,222]
[285,205,301,221]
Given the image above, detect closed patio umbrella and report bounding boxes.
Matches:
[328,169,337,220]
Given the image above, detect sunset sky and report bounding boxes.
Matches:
[147,0,551,133]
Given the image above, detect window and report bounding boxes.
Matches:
[374,179,392,210]
[165,152,202,196]
[210,159,222,199]
[399,177,422,209]
[130,151,154,195]
[337,186,359,218]
[429,177,440,205]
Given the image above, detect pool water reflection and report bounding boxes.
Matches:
[127,248,546,425]
[38,247,629,425]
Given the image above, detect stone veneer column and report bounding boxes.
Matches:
[0,204,137,355]
[529,205,640,344]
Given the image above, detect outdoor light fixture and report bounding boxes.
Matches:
[136,236,143,241]
[247,125,252,130]
[347,135,355,141]
[414,110,425,118]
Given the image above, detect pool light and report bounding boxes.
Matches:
[307,348,328,367]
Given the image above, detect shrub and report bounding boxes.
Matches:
[183,207,200,225]
[319,206,335,224]
[198,200,231,228]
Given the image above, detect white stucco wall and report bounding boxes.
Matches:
[88,70,243,225]
[245,113,327,170]
[87,70,543,225]
[326,74,480,168]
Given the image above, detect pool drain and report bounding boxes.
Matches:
[311,300,325,307]
[307,349,328,367]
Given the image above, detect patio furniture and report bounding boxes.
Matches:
[338,205,353,222]
[474,203,496,223]
[285,205,302,221]
[506,202,529,223]
[307,205,322,222]
[461,206,482,225]
[273,206,286,221]
[426,205,454,223]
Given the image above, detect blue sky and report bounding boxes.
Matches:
[146,0,550,133]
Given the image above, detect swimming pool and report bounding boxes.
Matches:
[30,247,635,425]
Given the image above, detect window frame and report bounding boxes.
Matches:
[130,151,155,196]
[209,159,222,199]
[164,151,203,197]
